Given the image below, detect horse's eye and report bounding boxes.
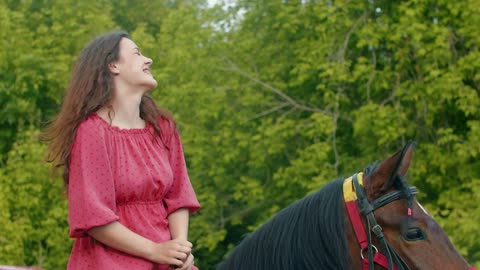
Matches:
[404,228,426,241]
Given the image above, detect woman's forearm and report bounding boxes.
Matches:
[88,221,192,267]
[168,208,190,240]
[88,221,156,260]
[86,211,193,266]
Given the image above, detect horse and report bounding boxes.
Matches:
[216,141,476,270]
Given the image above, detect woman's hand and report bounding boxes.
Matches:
[148,238,192,267]
[176,253,195,270]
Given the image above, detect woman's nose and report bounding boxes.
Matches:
[144,56,152,65]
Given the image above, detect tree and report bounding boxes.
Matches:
[154,0,480,266]
[0,0,478,268]
[0,129,70,269]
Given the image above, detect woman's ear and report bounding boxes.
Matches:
[108,62,120,75]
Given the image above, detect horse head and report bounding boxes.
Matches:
[217,141,476,270]
[349,141,475,270]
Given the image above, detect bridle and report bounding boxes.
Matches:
[343,172,477,270]
[343,172,416,270]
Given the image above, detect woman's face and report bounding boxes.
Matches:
[111,37,157,93]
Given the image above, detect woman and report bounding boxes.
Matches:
[43,31,200,270]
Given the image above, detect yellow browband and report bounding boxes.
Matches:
[343,172,364,202]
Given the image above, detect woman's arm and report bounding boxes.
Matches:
[168,208,196,269]
[168,208,190,240]
[88,221,192,267]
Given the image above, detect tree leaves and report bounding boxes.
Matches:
[0,0,479,268]
[0,129,70,268]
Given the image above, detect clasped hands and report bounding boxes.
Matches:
[149,238,195,270]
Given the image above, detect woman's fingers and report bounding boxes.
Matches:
[151,239,193,265]
[167,257,184,268]
[177,244,192,255]
[171,238,192,247]
[176,253,194,270]
[168,239,192,254]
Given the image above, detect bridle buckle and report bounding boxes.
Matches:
[360,245,378,260]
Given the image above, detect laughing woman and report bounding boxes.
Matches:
[43,31,200,270]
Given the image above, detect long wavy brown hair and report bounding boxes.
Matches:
[42,31,173,187]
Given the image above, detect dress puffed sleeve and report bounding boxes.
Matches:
[68,119,119,238]
[162,120,200,216]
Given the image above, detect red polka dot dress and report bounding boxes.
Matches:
[67,113,200,270]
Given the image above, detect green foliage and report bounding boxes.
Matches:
[0,0,115,162]
[0,129,70,268]
[0,0,479,268]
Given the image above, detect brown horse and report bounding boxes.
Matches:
[217,142,476,269]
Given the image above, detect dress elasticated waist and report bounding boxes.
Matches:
[116,200,163,206]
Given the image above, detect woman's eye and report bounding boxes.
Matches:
[404,228,426,241]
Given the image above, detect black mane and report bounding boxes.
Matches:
[216,178,354,270]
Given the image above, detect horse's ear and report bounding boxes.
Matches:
[367,141,416,198]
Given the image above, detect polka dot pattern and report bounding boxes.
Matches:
[67,113,200,269]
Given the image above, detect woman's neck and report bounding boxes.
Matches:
[97,93,145,129]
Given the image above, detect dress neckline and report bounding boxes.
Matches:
[91,112,151,134]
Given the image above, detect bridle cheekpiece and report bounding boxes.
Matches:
[343,172,418,270]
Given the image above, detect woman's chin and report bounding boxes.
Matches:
[142,79,158,91]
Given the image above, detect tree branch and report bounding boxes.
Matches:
[337,11,368,62]
[221,56,330,115]
[366,47,377,101]
[247,102,290,121]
